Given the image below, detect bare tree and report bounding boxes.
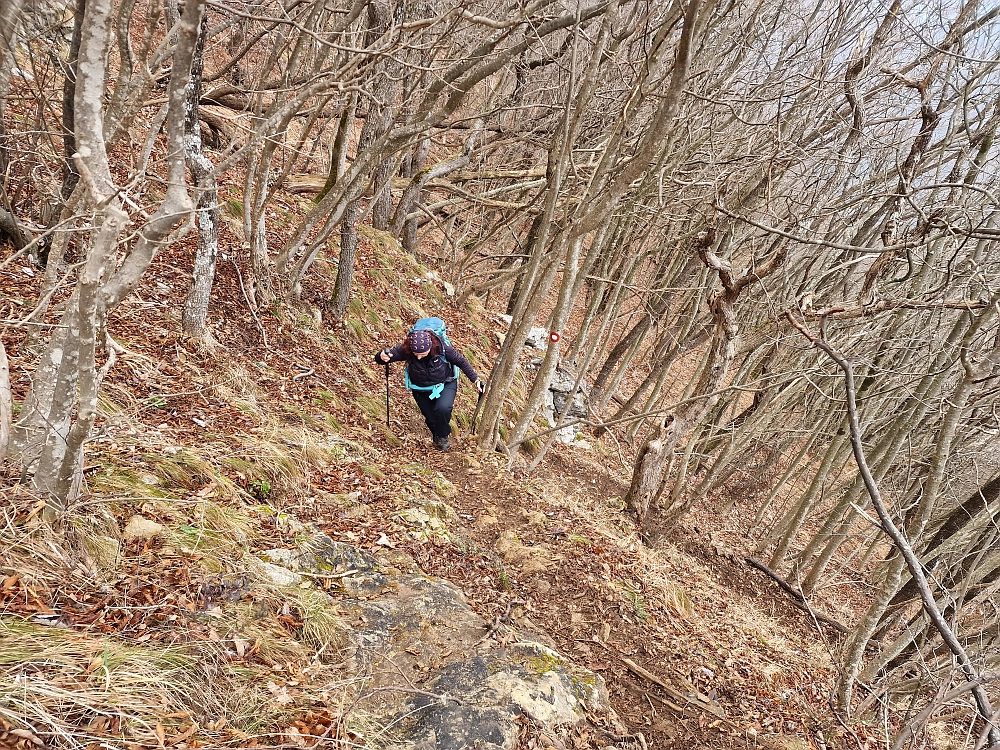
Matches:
[181,15,220,340]
[12,0,204,510]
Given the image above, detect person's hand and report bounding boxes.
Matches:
[476,379,487,394]
[379,350,390,363]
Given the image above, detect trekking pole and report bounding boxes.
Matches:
[384,363,391,428]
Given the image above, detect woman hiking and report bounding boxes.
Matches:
[376,320,485,451]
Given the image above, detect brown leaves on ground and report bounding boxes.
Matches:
[0,238,879,750]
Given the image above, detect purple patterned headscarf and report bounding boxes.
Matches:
[409,330,433,354]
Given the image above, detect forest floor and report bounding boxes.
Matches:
[0,220,891,750]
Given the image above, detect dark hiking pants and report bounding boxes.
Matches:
[412,379,458,441]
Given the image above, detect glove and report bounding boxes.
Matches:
[476,379,487,394]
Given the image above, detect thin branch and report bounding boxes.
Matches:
[787,310,1000,748]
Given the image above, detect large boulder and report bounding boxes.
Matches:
[256,535,618,748]
[396,642,607,750]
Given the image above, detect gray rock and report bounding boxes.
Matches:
[541,389,590,446]
[403,701,509,750]
[252,559,303,586]
[345,573,487,670]
[395,643,607,749]
[300,535,379,574]
[260,534,385,594]
[123,516,165,541]
[399,656,514,749]
[498,314,550,351]
[549,366,583,394]
[550,366,589,419]
[250,533,618,747]
[552,390,588,419]
[260,548,299,568]
[339,570,389,597]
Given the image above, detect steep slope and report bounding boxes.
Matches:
[1,230,874,750]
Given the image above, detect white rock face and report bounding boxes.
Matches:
[498,314,550,351]
[251,559,303,586]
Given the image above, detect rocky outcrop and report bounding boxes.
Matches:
[256,532,618,748]
[498,314,591,447]
[397,642,606,750]
[533,361,590,447]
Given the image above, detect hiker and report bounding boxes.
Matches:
[376,321,486,451]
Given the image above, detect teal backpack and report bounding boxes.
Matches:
[404,317,459,399]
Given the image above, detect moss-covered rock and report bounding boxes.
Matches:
[250,534,617,748]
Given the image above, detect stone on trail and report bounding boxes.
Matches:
[123,516,165,541]
[260,534,389,596]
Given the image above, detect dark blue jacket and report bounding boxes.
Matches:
[376,339,479,388]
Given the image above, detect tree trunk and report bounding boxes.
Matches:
[508,234,584,447]
[793,315,1000,747]
[0,0,25,179]
[14,0,202,511]
[761,419,849,565]
[0,338,9,460]
[181,15,220,339]
[389,128,479,239]
[625,417,673,523]
[59,0,86,201]
[330,200,360,319]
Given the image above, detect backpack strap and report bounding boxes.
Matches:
[404,367,454,399]
[430,334,461,382]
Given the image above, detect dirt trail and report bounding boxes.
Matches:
[318,398,847,749]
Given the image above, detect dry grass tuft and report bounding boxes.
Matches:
[0,489,367,747]
[0,616,359,748]
[1,619,198,746]
[143,448,224,492]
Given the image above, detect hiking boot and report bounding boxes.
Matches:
[435,436,450,451]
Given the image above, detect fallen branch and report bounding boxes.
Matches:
[450,168,547,181]
[629,678,686,713]
[801,297,985,320]
[291,364,314,381]
[476,598,525,645]
[295,568,358,580]
[0,338,9,460]
[364,685,462,704]
[601,728,649,750]
[282,171,545,195]
[621,657,729,723]
[745,557,849,634]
